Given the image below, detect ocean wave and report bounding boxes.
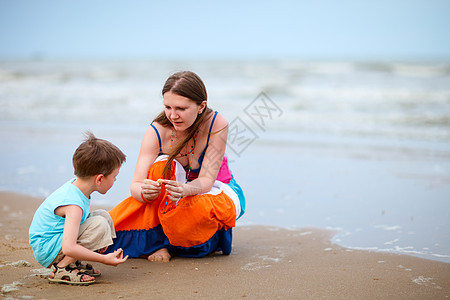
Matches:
[1,59,449,142]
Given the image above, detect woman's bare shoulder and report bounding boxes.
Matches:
[150,121,164,131]
[149,121,172,136]
[142,122,168,145]
[211,111,228,130]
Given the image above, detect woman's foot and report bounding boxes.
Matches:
[147,248,171,262]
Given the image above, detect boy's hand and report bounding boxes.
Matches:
[103,248,128,266]
[140,179,162,202]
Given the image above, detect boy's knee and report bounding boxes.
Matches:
[90,209,112,220]
[88,215,110,231]
[77,214,113,251]
[79,215,111,239]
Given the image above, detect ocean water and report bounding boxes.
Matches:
[0,59,449,262]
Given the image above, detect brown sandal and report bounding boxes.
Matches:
[48,263,95,285]
[75,260,101,277]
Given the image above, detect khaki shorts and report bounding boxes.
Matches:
[51,209,116,265]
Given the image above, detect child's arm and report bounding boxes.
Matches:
[60,205,128,266]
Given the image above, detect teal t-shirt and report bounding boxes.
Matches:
[29,179,90,267]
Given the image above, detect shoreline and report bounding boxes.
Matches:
[0,191,449,299]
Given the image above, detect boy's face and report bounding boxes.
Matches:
[98,167,120,195]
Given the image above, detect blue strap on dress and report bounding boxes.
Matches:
[150,123,164,156]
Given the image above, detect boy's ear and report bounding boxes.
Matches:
[95,174,104,185]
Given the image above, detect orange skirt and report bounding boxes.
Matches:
[107,156,242,257]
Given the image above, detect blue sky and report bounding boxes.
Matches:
[1,0,449,60]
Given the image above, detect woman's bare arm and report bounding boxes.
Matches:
[130,125,162,202]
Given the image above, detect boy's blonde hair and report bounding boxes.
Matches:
[73,131,126,178]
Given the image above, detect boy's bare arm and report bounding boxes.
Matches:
[61,205,128,266]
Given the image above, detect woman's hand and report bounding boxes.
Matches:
[159,179,185,202]
[140,179,162,202]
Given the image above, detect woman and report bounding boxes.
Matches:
[108,71,245,261]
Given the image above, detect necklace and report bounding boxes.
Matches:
[160,130,198,215]
[170,129,198,180]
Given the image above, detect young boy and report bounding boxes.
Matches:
[29,132,128,285]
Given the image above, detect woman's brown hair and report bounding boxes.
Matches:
[154,71,213,178]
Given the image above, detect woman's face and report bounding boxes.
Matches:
[163,91,206,133]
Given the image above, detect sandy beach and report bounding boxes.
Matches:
[0,191,448,299]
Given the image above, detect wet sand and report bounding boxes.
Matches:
[0,191,449,299]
